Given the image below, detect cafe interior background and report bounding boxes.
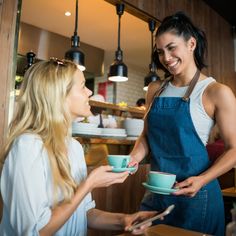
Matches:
[1,0,236,235]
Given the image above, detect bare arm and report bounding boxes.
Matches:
[87,208,157,233]
[175,82,236,196]
[87,208,125,231]
[39,166,129,236]
[201,83,236,182]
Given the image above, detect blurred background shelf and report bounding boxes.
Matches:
[89,100,145,118]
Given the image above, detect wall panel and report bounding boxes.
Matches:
[0,0,18,148]
[123,0,236,92]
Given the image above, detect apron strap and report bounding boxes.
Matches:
[182,70,201,101]
[143,77,172,120]
[153,77,173,98]
[144,70,200,119]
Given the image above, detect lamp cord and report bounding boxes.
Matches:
[149,20,156,66]
[116,3,124,52]
[74,0,78,36]
[150,30,153,63]
[117,14,121,51]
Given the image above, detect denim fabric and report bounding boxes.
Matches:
[141,97,224,236]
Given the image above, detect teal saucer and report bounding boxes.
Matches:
[112,167,136,173]
[142,182,178,195]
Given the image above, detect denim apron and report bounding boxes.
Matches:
[141,73,225,236]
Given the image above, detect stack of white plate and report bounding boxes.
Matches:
[123,118,144,137]
[101,128,127,138]
[72,122,102,136]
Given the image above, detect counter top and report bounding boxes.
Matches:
[75,136,136,145]
[222,187,236,197]
[117,224,211,236]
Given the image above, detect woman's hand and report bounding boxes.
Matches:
[173,176,206,197]
[123,211,157,235]
[127,156,139,174]
[86,165,129,191]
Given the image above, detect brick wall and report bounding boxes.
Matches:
[94,51,146,106]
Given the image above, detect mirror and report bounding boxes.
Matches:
[17,0,160,106]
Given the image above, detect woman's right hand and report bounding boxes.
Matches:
[127,155,139,174]
[86,165,129,191]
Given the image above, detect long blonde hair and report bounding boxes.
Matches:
[0,59,78,204]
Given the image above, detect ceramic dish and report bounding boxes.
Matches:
[142,182,178,195]
[111,167,136,173]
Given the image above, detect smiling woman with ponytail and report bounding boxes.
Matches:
[129,11,236,236]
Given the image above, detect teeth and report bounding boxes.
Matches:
[167,61,178,70]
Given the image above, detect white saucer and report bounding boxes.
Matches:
[111,167,136,173]
[100,134,127,138]
[142,182,178,195]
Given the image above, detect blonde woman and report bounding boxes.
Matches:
[0,59,155,236]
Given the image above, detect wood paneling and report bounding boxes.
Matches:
[88,164,150,236]
[112,0,236,92]
[1,0,236,234]
[0,0,19,148]
[1,1,235,145]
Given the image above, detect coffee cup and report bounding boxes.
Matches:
[148,171,176,189]
[107,155,130,168]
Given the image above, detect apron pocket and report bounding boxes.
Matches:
[162,189,208,233]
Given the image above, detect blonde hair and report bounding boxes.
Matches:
[0,59,78,204]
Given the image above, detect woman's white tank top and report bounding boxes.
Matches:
[160,77,216,145]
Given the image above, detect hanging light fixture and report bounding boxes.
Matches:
[108,3,128,82]
[65,0,85,71]
[143,19,160,91]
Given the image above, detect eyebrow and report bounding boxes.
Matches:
[156,42,175,50]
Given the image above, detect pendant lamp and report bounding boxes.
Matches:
[65,0,85,71]
[108,3,128,82]
[143,20,160,91]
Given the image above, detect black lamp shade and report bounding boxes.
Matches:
[65,46,85,71]
[143,70,160,91]
[108,59,128,82]
[143,20,159,91]
[108,3,128,82]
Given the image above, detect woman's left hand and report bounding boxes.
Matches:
[123,211,157,235]
[173,176,205,197]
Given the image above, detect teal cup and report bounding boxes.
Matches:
[107,155,130,168]
[148,171,176,189]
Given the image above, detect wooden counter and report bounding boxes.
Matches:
[222,187,236,197]
[117,224,212,236]
[75,136,136,145]
[88,164,150,236]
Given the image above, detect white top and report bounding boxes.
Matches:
[160,77,215,145]
[0,134,95,236]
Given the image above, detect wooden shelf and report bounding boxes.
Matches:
[75,136,136,145]
[89,100,145,118]
[222,187,236,197]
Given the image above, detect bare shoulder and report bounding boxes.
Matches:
[205,81,235,104]
[146,80,163,104]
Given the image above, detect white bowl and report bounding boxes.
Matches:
[123,119,144,136]
[72,122,98,130]
[101,128,126,135]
